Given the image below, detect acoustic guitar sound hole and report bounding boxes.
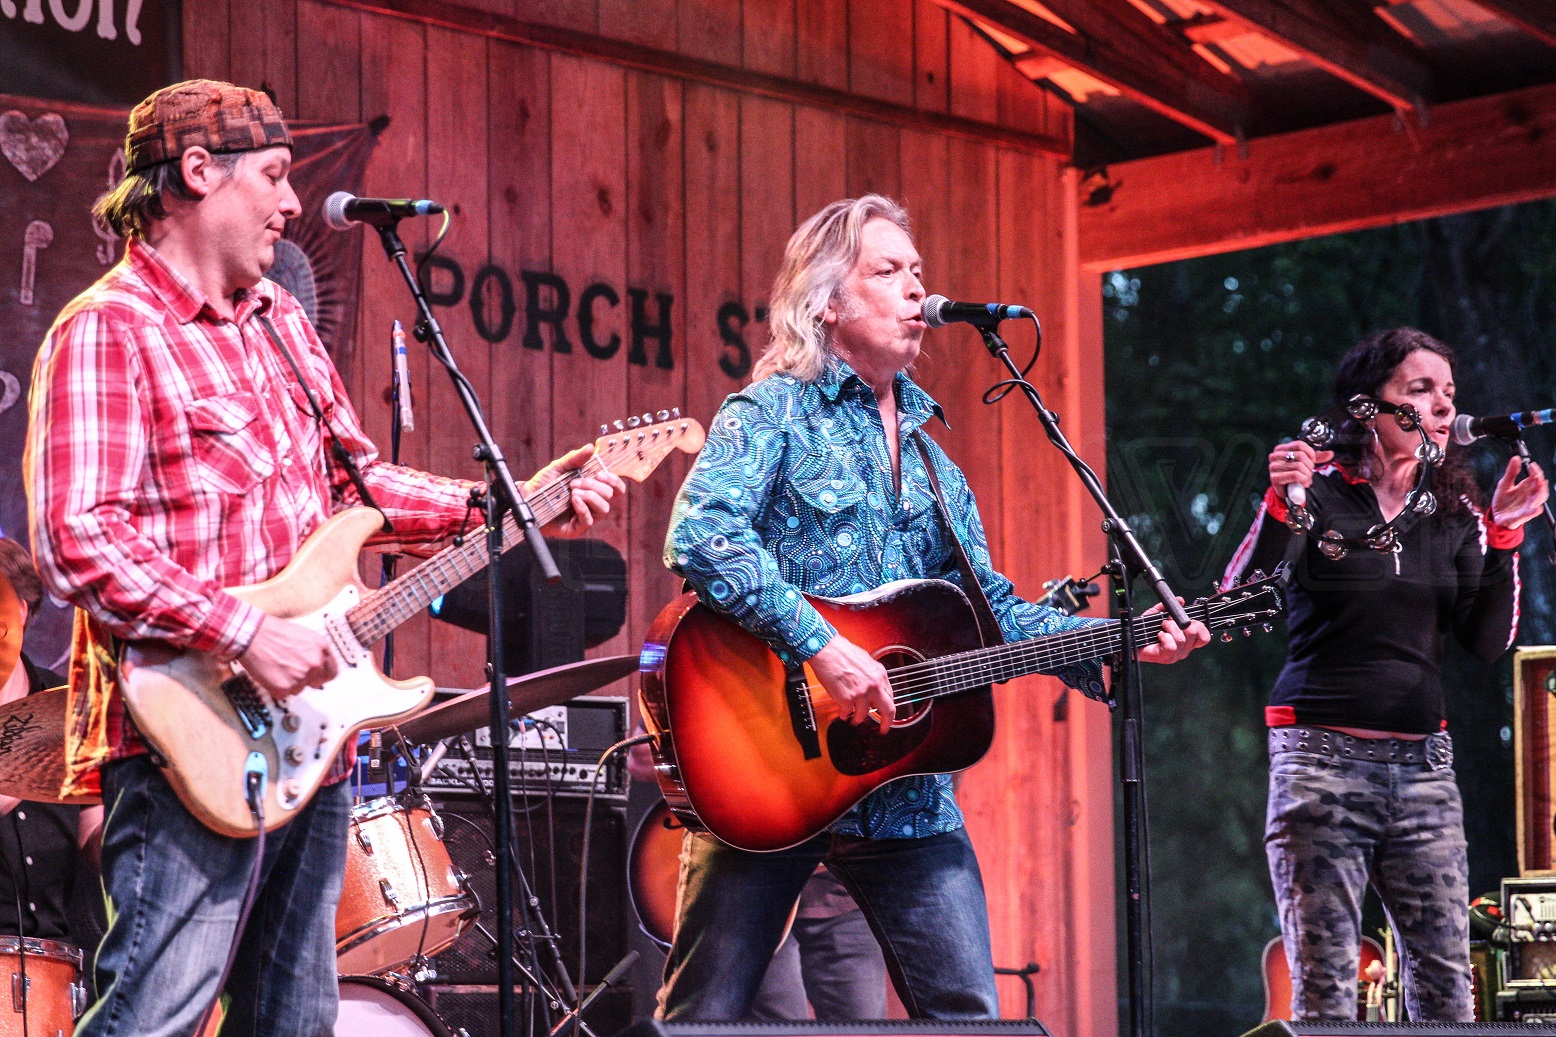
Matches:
[878,649,930,727]
[826,649,931,777]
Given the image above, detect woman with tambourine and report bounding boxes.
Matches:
[1223,327,1549,1021]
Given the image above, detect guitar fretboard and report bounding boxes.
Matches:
[343,460,599,646]
[886,602,1214,705]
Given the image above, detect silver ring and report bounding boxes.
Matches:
[1284,451,1296,463]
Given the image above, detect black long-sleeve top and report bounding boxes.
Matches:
[1222,468,1522,735]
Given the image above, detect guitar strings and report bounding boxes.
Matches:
[794,599,1246,711]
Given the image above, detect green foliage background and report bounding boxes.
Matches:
[1102,202,1556,1037]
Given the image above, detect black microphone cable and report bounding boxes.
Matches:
[573,733,653,1037]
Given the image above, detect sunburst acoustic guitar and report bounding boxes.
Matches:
[639,570,1284,852]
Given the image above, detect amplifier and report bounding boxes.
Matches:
[1503,877,1556,989]
[422,696,629,799]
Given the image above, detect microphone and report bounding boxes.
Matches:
[921,294,1034,329]
[323,191,444,230]
[391,319,415,432]
[1451,409,1554,445]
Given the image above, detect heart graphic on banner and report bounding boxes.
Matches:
[0,111,69,182]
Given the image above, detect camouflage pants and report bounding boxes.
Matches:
[1266,740,1472,1022]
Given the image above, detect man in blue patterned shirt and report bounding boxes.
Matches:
[656,196,1208,1020]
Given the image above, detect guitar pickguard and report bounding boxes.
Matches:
[825,711,932,776]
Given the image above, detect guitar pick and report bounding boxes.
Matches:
[0,111,69,182]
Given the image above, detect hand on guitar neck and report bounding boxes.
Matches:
[1136,600,1210,664]
[522,442,627,539]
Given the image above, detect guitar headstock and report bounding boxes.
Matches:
[1197,565,1286,641]
[594,409,707,482]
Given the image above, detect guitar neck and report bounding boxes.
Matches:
[345,459,600,647]
[897,601,1210,702]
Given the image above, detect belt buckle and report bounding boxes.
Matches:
[1425,733,1453,772]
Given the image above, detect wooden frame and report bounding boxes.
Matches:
[1514,646,1556,877]
[1079,80,1556,271]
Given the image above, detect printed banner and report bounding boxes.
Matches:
[1,0,180,106]
[0,91,376,668]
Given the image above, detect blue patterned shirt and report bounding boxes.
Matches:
[664,362,1106,840]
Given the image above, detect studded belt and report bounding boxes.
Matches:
[1267,725,1453,771]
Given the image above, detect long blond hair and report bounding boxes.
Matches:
[753,195,912,384]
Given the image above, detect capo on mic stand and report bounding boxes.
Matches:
[970,314,1188,1037]
[368,209,560,1037]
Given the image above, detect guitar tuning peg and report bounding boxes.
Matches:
[1220,632,1234,643]
[599,424,609,436]
[657,409,670,421]
[614,419,626,431]
[671,407,681,418]
[628,416,642,428]
[1251,569,1266,582]
[1241,628,1252,637]
[1262,623,1274,633]
[638,413,649,425]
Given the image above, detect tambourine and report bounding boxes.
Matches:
[1284,394,1440,560]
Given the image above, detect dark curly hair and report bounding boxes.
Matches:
[1330,327,1481,517]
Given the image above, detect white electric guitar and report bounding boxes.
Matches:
[120,412,705,836]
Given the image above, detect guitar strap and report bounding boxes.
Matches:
[913,433,1004,649]
[256,313,393,533]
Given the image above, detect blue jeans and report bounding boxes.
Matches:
[750,906,889,1021]
[657,827,998,1020]
[79,755,350,1037]
[1266,742,1471,1022]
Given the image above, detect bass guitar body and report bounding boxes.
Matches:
[639,579,992,852]
[120,507,432,837]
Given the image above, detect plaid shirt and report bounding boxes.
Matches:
[26,238,476,797]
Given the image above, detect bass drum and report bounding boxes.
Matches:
[335,977,451,1036]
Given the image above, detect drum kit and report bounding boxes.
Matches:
[0,654,639,1037]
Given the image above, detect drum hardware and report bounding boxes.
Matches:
[336,975,462,1037]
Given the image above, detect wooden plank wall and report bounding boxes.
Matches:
[183,3,1111,1032]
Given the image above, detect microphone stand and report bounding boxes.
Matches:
[972,317,1187,1037]
[370,215,560,1037]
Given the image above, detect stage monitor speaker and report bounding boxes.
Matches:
[615,1022,1051,1037]
[425,793,629,989]
[1241,1021,1556,1037]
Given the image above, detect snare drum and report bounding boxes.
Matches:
[336,794,477,976]
[0,937,84,1037]
[336,976,451,1036]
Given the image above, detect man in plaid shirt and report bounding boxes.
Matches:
[25,80,621,1037]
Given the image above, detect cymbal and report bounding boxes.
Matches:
[394,655,639,745]
[0,687,102,805]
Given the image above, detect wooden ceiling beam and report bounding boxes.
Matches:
[1200,0,1433,112]
[1467,0,1556,49]
[933,0,1254,145]
[1079,80,1556,270]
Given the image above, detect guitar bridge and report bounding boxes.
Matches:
[222,672,272,739]
[785,666,821,760]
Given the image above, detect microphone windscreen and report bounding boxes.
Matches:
[921,294,950,329]
[323,191,355,232]
[1451,413,1477,447]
